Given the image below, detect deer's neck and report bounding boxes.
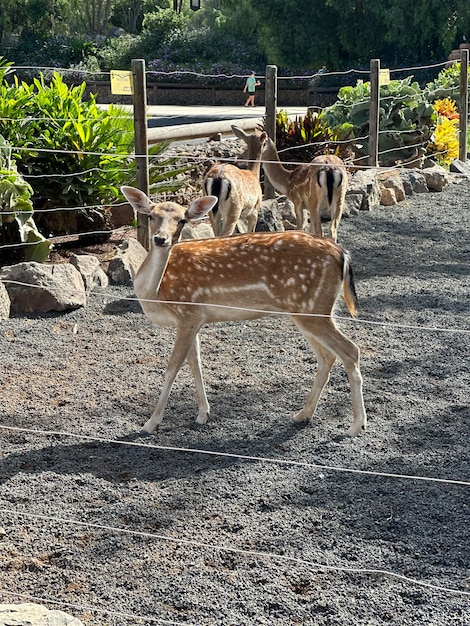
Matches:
[133,245,171,305]
[247,158,262,178]
[262,142,291,196]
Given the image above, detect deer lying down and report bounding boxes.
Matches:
[203,125,266,236]
[261,135,348,242]
[121,185,367,438]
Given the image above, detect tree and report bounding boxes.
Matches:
[219,0,470,69]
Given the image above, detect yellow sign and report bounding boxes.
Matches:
[110,70,134,95]
[379,69,391,86]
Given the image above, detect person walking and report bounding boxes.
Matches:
[243,71,261,107]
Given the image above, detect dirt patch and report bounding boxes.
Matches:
[1,176,469,625]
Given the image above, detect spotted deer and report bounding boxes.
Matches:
[121,185,367,438]
[203,125,266,236]
[261,135,348,242]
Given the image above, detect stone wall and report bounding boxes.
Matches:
[78,81,310,107]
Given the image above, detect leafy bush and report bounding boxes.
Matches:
[274,109,353,165]
[426,62,470,105]
[0,66,189,248]
[321,64,469,166]
[322,76,436,165]
[97,9,187,71]
[0,135,51,263]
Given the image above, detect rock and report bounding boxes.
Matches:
[0,262,86,314]
[344,193,362,216]
[378,170,406,202]
[256,199,285,232]
[0,281,10,319]
[450,159,470,178]
[0,603,84,625]
[400,170,429,195]
[380,186,398,206]
[274,195,297,229]
[181,221,214,240]
[347,169,381,211]
[107,238,147,285]
[421,164,452,191]
[69,254,108,291]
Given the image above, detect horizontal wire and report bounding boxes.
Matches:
[0,201,131,217]
[1,507,469,597]
[10,65,111,76]
[21,166,134,179]
[1,426,469,487]
[1,279,469,337]
[8,60,450,82]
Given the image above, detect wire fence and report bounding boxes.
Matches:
[1,59,470,625]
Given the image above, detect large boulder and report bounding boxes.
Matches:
[256,199,285,232]
[421,164,452,192]
[400,170,429,195]
[69,254,108,291]
[347,169,381,211]
[0,262,86,314]
[107,238,147,285]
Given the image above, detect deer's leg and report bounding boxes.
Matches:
[186,334,210,425]
[308,201,323,237]
[246,209,259,233]
[291,332,336,425]
[219,208,239,237]
[293,316,367,436]
[327,192,344,242]
[141,323,202,435]
[294,202,305,231]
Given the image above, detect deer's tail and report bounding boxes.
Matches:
[318,168,344,206]
[204,175,231,216]
[341,249,358,318]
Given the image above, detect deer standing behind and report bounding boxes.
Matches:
[203,125,266,236]
[121,185,367,438]
[261,135,348,242]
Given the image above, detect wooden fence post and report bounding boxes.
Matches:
[459,49,469,162]
[131,58,150,249]
[264,65,278,199]
[369,59,380,167]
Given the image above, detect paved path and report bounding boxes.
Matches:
[145,104,308,127]
[109,104,309,127]
[143,105,309,142]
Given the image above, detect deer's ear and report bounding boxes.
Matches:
[186,195,218,221]
[231,125,247,141]
[121,186,153,215]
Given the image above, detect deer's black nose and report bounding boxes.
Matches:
[153,233,170,247]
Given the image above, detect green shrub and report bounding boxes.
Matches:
[0,66,189,248]
[274,109,353,164]
[322,76,435,165]
[321,64,470,166]
[426,62,470,105]
[0,135,51,262]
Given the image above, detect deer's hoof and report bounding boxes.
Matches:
[196,412,210,425]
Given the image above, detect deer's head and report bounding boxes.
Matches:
[121,186,217,247]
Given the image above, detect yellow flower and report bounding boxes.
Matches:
[433,98,459,120]
[429,116,459,165]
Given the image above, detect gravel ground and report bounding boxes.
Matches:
[1,171,469,625]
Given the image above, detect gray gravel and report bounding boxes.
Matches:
[1,177,470,625]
